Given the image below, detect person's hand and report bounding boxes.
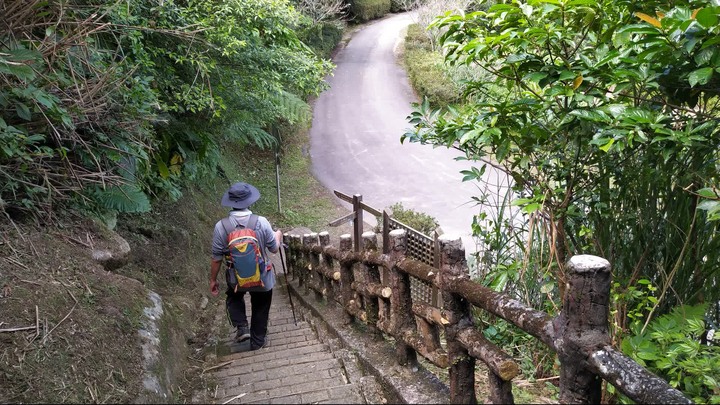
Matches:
[210,279,219,296]
[274,229,283,248]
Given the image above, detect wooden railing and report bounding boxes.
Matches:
[284,229,691,404]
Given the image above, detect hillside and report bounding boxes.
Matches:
[0,130,351,402]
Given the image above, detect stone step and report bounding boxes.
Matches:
[218,381,364,405]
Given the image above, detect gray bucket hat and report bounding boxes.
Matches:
[221,182,260,209]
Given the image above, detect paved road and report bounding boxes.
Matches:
[309,12,511,254]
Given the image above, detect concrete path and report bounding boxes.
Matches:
[206,277,379,404]
[309,12,514,254]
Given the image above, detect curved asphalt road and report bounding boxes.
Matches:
[309,13,511,255]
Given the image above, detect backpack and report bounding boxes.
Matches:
[220,215,268,291]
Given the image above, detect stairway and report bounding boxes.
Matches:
[207,278,378,404]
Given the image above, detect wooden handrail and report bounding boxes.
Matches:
[286,229,691,404]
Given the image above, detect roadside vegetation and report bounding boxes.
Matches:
[403,0,720,403]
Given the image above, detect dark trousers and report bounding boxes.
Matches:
[226,288,273,348]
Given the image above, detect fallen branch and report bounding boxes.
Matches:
[0,326,36,333]
[222,393,246,404]
[202,360,233,374]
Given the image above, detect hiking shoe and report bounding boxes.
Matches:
[235,326,250,343]
[250,337,269,351]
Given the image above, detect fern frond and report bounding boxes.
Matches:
[94,184,151,213]
[225,121,276,149]
[269,90,311,125]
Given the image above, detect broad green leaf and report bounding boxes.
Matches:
[511,198,534,206]
[694,48,715,65]
[524,72,548,84]
[523,203,542,213]
[559,70,576,81]
[695,8,719,28]
[688,67,713,87]
[16,103,31,120]
[698,188,719,198]
[698,200,720,211]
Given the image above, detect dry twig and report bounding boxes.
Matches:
[222,393,246,404]
[0,326,36,333]
[202,360,233,374]
[4,256,28,270]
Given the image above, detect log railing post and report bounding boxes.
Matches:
[289,234,301,282]
[387,229,417,366]
[301,234,313,295]
[362,231,382,340]
[438,235,477,404]
[555,255,611,404]
[319,231,335,306]
[307,233,322,302]
[352,194,363,252]
[339,234,355,325]
[282,233,291,279]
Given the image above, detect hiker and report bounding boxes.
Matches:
[209,182,283,350]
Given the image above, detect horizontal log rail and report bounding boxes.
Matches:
[285,229,691,404]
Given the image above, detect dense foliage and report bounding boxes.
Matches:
[403,0,720,400]
[403,24,462,106]
[0,0,334,222]
[350,0,392,21]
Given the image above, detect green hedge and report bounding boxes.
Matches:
[390,0,409,12]
[403,25,460,107]
[298,21,344,59]
[350,0,391,22]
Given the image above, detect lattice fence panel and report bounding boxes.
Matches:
[387,218,439,306]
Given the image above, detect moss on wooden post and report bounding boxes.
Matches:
[289,234,301,282]
[301,234,314,295]
[437,234,477,404]
[362,231,382,340]
[339,234,355,325]
[387,229,417,366]
[319,231,335,306]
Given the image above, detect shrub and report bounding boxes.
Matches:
[404,23,432,51]
[390,0,412,12]
[404,48,460,107]
[402,23,461,107]
[387,202,439,235]
[617,304,720,404]
[297,20,344,59]
[350,0,391,22]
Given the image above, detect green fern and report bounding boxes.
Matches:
[94,184,151,213]
[225,122,276,149]
[270,90,311,126]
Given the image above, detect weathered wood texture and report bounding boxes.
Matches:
[286,230,691,405]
